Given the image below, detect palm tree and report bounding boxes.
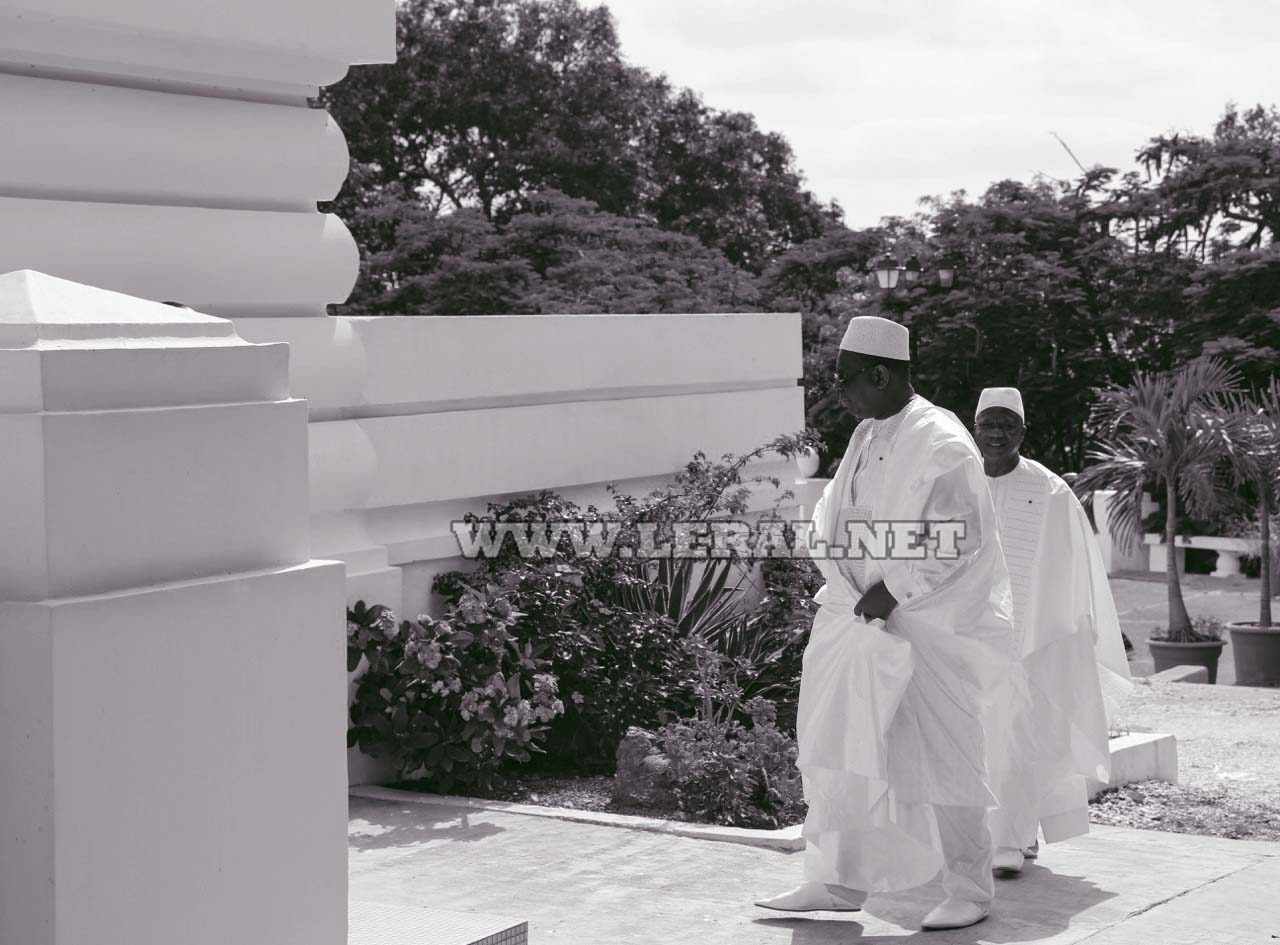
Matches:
[1214,378,1280,627]
[1075,359,1243,638]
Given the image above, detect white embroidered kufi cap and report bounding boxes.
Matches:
[976,386,1025,421]
[838,315,910,361]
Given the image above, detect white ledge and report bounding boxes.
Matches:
[349,785,804,852]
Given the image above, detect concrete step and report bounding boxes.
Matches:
[350,900,527,945]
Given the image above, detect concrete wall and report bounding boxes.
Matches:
[271,312,808,621]
[0,0,808,789]
[0,0,807,623]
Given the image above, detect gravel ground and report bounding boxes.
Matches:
[1114,676,1280,808]
[1089,780,1280,841]
[1093,675,1280,839]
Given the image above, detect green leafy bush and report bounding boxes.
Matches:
[432,433,821,771]
[655,698,805,829]
[347,589,564,793]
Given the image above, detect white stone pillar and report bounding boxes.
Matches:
[0,271,348,945]
[1093,489,1156,574]
[1212,549,1243,578]
[0,0,402,611]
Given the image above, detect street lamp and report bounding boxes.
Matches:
[870,254,955,291]
[873,255,900,290]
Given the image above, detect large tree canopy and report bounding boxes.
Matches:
[343,188,755,316]
[1137,104,1280,256]
[322,0,831,271]
[323,0,644,219]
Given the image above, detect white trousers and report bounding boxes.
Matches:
[803,803,995,904]
[934,804,996,904]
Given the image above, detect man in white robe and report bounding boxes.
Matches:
[755,317,1017,932]
[974,387,1133,873]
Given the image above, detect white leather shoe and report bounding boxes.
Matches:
[754,882,866,912]
[921,898,989,930]
[1022,839,1040,859]
[993,846,1025,873]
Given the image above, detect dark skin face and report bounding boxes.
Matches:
[975,406,1026,477]
[834,350,913,421]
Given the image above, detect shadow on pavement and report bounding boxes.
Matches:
[348,797,506,851]
[752,863,1116,943]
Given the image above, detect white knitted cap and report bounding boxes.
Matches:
[976,387,1025,421]
[839,315,910,361]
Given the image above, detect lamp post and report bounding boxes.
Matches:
[872,253,957,291]
[867,252,962,363]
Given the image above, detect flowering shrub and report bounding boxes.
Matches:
[346,599,399,671]
[430,433,821,771]
[655,698,805,829]
[347,588,565,792]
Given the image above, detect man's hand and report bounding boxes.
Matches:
[854,581,899,621]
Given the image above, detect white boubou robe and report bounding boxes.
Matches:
[796,396,1018,893]
[985,458,1134,847]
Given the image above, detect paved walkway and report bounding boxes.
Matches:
[349,795,1280,944]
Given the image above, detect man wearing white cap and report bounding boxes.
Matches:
[974,388,1132,873]
[755,316,1017,931]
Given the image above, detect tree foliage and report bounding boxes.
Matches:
[324,0,644,220]
[1137,104,1280,256]
[322,0,830,270]
[343,188,756,316]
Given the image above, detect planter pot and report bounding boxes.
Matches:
[1227,622,1280,688]
[795,447,820,480]
[1147,639,1225,684]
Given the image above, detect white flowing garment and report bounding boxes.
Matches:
[985,458,1134,847]
[796,396,1017,893]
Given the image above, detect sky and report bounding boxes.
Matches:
[596,0,1280,228]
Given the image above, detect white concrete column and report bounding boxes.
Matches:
[0,272,348,945]
[0,0,401,610]
[1093,489,1155,574]
[1212,550,1243,578]
[1146,542,1186,575]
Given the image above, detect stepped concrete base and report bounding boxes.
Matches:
[350,901,526,945]
[1088,732,1178,799]
[1151,664,1210,683]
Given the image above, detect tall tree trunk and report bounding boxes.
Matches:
[1261,490,1273,628]
[1166,478,1192,636]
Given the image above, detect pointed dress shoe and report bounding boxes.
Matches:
[754,882,866,912]
[993,846,1025,873]
[921,897,989,930]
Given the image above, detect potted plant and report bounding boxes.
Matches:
[1215,379,1280,686]
[1075,359,1243,647]
[1148,615,1227,683]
